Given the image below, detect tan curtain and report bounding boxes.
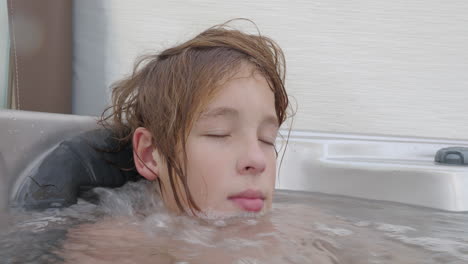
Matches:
[7,0,72,113]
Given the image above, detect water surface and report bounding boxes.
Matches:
[1,180,468,263]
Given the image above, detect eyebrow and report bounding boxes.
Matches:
[200,107,239,120]
[200,106,279,127]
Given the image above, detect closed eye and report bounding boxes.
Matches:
[259,139,275,146]
[205,134,230,138]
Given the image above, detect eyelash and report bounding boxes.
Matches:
[206,134,230,138]
[206,135,232,144]
[205,135,275,146]
[260,139,275,146]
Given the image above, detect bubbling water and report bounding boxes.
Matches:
[2,180,468,263]
[57,181,342,263]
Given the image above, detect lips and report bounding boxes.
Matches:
[228,189,265,212]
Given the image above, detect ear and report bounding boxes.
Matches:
[132,127,160,181]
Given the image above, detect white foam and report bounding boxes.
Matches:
[92,180,162,217]
[315,223,354,237]
[233,257,262,264]
[353,221,371,227]
[194,208,266,221]
[220,238,265,250]
[387,234,468,261]
[375,223,416,234]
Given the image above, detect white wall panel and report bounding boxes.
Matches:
[0,0,9,108]
[73,0,468,140]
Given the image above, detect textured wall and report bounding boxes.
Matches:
[73,0,468,140]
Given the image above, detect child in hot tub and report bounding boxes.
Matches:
[97,21,290,218]
[36,21,342,264]
[16,20,289,217]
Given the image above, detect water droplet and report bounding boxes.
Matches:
[31,123,35,128]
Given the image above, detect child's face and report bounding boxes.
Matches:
[159,64,279,216]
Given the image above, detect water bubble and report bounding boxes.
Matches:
[315,223,353,237]
[244,219,258,225]
[354,221,371,227]
[213,220,227,227]
[234,257,261,264]
[375,223,416,234]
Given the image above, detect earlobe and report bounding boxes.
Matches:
[133,127,159,181]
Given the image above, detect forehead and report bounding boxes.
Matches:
[198,65,278,125]
[213,65,274,102]
[200,106,279,129]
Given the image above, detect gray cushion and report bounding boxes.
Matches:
[14,129,141,209]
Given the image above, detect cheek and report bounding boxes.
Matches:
[184,137,278,211]
[266,155,277,187]
[185,140,234,202]
[264,146,277,173]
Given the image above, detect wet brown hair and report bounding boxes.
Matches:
[100,19,289,213]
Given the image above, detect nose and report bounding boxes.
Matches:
[236,139,267,175]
